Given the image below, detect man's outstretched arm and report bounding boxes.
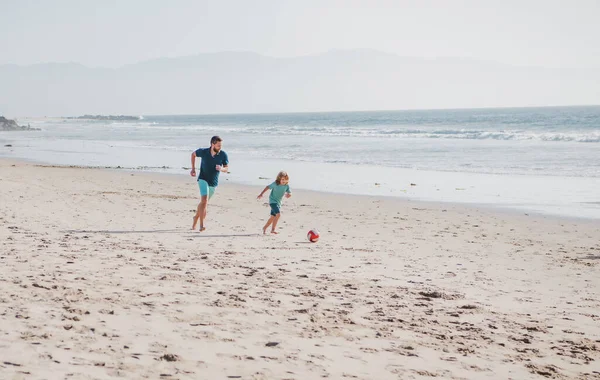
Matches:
[190,151,197,177]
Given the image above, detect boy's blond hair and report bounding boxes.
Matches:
[275,171,289,185]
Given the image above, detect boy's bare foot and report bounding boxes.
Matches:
[199,226,206,232]
[192,215,199,230]
[271,230,278,234]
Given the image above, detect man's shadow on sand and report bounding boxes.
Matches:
[63,229,259,238]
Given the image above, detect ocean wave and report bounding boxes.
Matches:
[67,120,600,143]
[246,127,600,142]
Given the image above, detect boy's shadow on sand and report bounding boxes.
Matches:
[64,229,259,238]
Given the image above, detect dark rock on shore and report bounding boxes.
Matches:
[0,116,39,131]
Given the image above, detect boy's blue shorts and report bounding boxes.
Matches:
[198,179,216,199]
[270,203,281,216]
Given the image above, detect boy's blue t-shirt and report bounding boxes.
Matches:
[195,148,229,187]
[268,182,291,206]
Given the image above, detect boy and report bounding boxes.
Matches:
[257,171,292,234]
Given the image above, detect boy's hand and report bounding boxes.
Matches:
[190,169,196,177]
[285,193,292,198]
[257,194,263,200]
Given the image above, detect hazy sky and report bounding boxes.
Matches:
[1,0,599,68]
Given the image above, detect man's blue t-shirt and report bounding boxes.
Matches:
[195,148,229,187]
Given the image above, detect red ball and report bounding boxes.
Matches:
[307,229,320,243]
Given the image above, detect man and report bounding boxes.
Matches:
[190,136,229,231]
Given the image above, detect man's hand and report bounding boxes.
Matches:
[190,169,196,177]
[215,165,222,172]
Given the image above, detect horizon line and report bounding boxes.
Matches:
[10,104,600,119]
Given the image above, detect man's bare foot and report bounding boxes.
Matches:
[263,228,267,235]
[271,230,278,234]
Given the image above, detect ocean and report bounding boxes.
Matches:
[1,106,599,219]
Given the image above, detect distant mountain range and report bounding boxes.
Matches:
[1,49,599,116]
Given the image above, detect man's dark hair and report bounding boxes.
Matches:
[211,136,222,145]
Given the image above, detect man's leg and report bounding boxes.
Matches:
[192,202,201,230]
[200,187,215,230]
[193,180,210,231]
[198,195,208,231]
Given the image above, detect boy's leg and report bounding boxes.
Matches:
[265,203,280,234]
[271,213,281,233]
[263,216,275,234]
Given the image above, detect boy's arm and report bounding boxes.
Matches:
[285,185,292,198]
[257,186,270,199]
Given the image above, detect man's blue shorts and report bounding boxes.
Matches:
[198,179,216,199]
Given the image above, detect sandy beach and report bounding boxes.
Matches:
[1,158,599,379]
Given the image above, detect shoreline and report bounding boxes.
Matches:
[4,157,600,225]
[2,115,599,222]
